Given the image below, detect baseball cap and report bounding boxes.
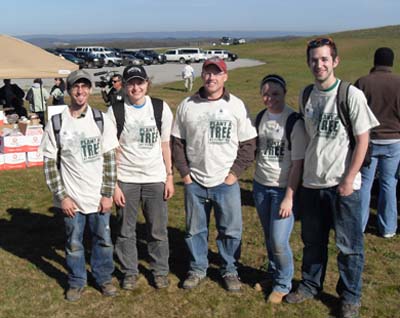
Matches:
[202,57,227,73]
[66,70,92,89]
[123,65,148,82]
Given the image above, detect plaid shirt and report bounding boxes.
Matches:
[43,149,117,200]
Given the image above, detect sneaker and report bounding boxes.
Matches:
[100,281,117,297]
[340,303,360,318]
[267,291,288,304]
[285,289,314,304]
[154,275,169,289]
[65,287,84,302]
[382,232,395,238]
[121,275,137,290]
[182,273,205,289]
[222,273,241,292]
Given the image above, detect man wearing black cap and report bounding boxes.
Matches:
[172,57,257,292]
[355,47,400,238]
[40,70,119,301]
[108,65,174,290]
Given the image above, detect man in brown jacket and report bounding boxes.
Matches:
[355,47,400,237]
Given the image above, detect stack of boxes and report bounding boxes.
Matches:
[0,109,44,170]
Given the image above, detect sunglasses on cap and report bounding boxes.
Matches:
[307,37,335,48]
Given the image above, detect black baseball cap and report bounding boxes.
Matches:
[122,65,148,82]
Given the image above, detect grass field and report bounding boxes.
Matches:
[0,25,399,318]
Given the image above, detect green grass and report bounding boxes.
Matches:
[1,25,400,318]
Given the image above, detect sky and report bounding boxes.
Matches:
[2,0,399,36]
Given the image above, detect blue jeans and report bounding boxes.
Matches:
[360,142,400,234]
[298,187,364,305]
[64,212,114,288]
[253,181,294,294]
[184,180,242,277]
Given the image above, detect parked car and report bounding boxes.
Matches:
[223,50,238,61]
[59,53,85,69]
[164,48,206,64]
[74,51,105,68]
[92,52,123,67]
[130,51,153,65]
[204,49,229,60]
[137,49,166,64]
[120,52,144,66]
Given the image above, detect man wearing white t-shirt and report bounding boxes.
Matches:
[285,38,379,318]
[40,70,120,301]
[172,57,257,292]
[108,65,174,290]
[182,60,194,92]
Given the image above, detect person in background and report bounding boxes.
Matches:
[40,70,119,302]
[253,74,307,303]
[0,79,27,117]
[172,57,257,292]
[355,47,400,238]
[182,60,194,92]
[285,37,379,318]
[50,78,66,105]
[101,73,124,106]
[25,78,50,125]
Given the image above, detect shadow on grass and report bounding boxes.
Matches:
[0,207,68,289]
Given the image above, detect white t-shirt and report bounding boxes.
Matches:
[172,92,257,187]
[182,65,194,79]
[301,80,379,189]
[107,96,173,183]
[40,105,119,214]
[254,105,307,188]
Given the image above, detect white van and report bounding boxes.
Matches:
[204,49,229,60]
[164,48,205,63]
[75,46,113,54]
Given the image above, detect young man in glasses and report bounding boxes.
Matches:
[285,38,378,318]
[172,58,257,292]
[101,74,124,106]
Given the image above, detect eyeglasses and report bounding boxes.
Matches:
[307,37,335,49]
[202,71,225,78]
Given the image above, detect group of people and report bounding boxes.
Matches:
[39,37,399,318]
[0,77,66,124]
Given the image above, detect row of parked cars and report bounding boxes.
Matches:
[46,46,238,69]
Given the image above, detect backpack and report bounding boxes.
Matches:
[301,81,371,167]
[255,109,303,151]
[112,97,163,140]
[52,107,104,168]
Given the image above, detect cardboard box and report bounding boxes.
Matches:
[0,110,3,126]
[25,134,43,152]
[0,135,27,153]
[0,153,4,170]
[18,123,43,136]
[3,152,26,170]
[26,150,44,167]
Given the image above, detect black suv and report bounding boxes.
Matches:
[137,50,166,64]
[74,52,105,68]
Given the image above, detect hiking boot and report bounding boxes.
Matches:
[121,275,138,290]
[285,289,314,304]
[154,275,169,289]
[340,303,360,318]
[222,273,241,292]
[267,291,288,304]
[182,273,205,289]
[65,287,84,302]
[100,281,117,297]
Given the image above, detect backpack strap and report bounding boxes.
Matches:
[301,84,314,114]
[255,108,267,134]
[51,113,62,169]
[91,107,104,134]
[112,99,125,140]
[151,97,163,135]
[285,112,303,151]
[336,81,354,149]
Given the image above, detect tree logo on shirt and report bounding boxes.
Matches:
[317,113,340,138]
[139,126,158,148]
[208,120,232,144]
[80,137,101,162]
[262,138,285,161]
